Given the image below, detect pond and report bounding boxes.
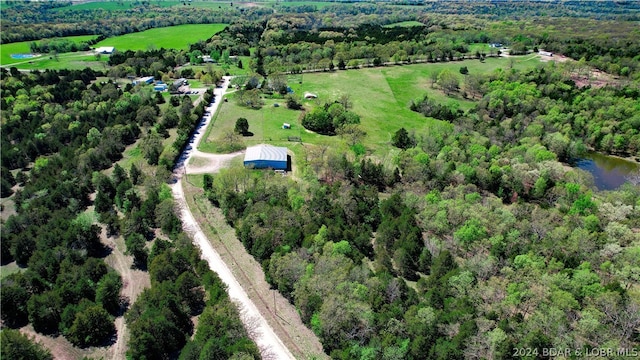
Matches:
[574,152,639,191]
[10,53,37,59]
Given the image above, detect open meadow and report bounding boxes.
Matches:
[201,55,543,155]
[93,23,227,51]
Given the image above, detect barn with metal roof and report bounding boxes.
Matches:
[243,144,288,170]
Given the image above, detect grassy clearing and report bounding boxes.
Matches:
[383,21,425,28]
[94,24,227,51]
[1,196,16,221]
[0,261,23,280]
[199,93,326,153]
[468,43,493,54]
[188,55,252,76]
[203,56,542,156]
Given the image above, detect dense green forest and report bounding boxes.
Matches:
[207,66,640,357]
[0,67,257,358]
[1,1,639,358]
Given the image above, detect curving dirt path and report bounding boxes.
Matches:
[170,77,296,360]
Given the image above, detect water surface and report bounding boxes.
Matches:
[574,152,639,190]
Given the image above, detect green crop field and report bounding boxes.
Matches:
[203,56,543,155]
[94,24,227,51]
[1,35,99,66]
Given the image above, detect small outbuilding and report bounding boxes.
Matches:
[94,46,115,54]
[282,123,291,129]
[304,92,318,99]
[244,144,288,170]
[134,76,154,85]
[539,51,553,57]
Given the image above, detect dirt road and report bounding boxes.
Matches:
[170,77,296,360]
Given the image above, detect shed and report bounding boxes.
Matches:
[304,92,318,99]
[95,46,115,54]
[244,144,288,170]
[134,76,154,85]
[282,123,291,129]
[539,51,553,57]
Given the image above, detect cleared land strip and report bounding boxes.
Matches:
[172,180,295,359]
[184,181,328,359]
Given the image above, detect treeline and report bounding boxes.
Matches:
[247,11,640,77]
[106,48,226,81]
[455,65,640,158]
[29,35,106,54]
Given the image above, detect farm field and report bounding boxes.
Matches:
[93,23,227,51]
[202,55,543,154]
[0,35,98,66]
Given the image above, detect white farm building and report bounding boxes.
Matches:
[243,144,288,170]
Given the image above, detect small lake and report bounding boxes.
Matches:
[574,152,639,190]
[10,53,37,59]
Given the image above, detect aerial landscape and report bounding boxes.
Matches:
[1,0,639,359]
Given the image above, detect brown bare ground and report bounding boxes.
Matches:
[19,324,110,360]
[539,53,621,88]
[101,227,151,360]
[183,181,328,359]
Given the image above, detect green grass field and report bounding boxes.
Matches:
[55,1,176,11]
[94,24,227,51]
[55,0,241,11]
[202,56,543,155]
[1,52,108,71]
[383,21,425,28]
[272,1,337,9]
[0,35,98,66]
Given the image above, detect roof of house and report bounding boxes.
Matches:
[244,144,287,163]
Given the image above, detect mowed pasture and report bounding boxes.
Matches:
[0,35,98,66]
[94,24,227,51]
[202,55,543,154]
[1,52,107,71]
